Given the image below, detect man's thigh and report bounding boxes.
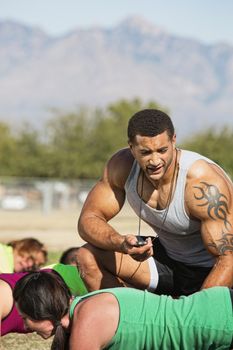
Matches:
[83,239,173,292]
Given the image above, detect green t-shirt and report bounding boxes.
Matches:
[70,286,233,350]
[43,263,87,296]
[0,243,14,273]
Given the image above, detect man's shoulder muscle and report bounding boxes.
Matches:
[186,159,232,188]
[106,148,134,188]
[185,159,233,217]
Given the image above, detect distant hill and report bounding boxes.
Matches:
[0,17,233,139]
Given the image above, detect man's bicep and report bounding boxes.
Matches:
[80,179,126,222]
[201,219,233,257]
[80,150,130,222]
[189,179,233,256]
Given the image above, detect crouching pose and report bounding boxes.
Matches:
[13,271,233,350]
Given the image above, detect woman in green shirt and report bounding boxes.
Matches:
[13,271,233,350]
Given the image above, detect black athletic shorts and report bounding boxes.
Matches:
[149,237,212,296]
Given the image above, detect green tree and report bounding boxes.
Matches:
[89,98,168,177]
[14,125,49,177]
[181,127,233,178]
[45,108,93,178]
[0,122,17,176]
[0,99,169,179]
[43,98,168,179]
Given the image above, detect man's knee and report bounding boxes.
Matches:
[76,244,104,289]
[76,244,99,271]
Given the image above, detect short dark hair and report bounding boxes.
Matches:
[59,247,80,265]
[127,109,175,142]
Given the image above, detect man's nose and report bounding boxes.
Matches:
[148,153,159,165]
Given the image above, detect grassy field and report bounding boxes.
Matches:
[1,333,53,350]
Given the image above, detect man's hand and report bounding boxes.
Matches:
[121,235,153,261]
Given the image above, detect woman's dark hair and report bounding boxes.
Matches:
[127,109,175,142]
[13,271,71,350]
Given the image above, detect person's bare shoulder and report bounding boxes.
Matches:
[185,159,233,216]
[106,148,135,189]
[0,279,13,319]
[71,293,119,349]
[187,159,232,187]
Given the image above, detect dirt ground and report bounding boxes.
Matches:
[1,333,53,350]
[0,203,155,349]
[0,203,154,250]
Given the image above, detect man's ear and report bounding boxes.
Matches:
[172,134,176,148]
[128,142,133,150]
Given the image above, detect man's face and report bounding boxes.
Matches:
[129,131,176,182]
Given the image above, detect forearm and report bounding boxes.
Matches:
[78,214,124,251]
[201,254,233,289]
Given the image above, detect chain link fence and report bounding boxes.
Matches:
[0,177,95,214]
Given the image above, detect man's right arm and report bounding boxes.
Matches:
[78,149,133,251]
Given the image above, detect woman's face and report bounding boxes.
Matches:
[13,251,46,272]
[20,313,54,339]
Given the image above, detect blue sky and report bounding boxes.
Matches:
[0,0,233,45]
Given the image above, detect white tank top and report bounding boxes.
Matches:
[124,149,229,267]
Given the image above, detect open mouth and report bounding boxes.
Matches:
[147,165,163,175]
[37,331,50,339]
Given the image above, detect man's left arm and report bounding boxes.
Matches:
[188,164,233,289]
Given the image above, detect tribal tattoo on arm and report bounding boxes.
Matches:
[207,232,233,255]
[193,181,233,255]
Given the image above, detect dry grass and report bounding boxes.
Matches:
[0,203,154,250]
[1,333,53,350]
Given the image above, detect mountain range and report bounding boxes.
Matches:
[0,16,233,139]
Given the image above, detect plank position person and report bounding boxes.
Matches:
[13,271,233,350]
[0,263,87,336]
[77,109,233,295]
[0,238,47,273]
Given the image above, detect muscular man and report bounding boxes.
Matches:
[77,109,233,295]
